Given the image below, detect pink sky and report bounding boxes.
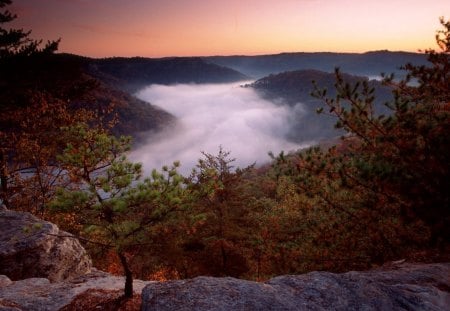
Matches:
[9,0,449,58]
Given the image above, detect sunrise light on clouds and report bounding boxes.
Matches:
[10,0,450,57]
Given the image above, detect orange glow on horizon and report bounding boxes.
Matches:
[10,0,449,58]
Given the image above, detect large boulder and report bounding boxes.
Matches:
[0,210,92,282]
[141,262,450,311]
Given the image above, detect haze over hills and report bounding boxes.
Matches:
[81,50,424,143]
[80,51,419,168]
[80,55,250,139]
[126,67,398,173]
[204,50,428,78]
[17,53,250,139]
[131,82,305,174]
[3,0,449,304]
[6,50,423,154]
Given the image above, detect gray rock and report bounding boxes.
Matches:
[141,262,450,311]
[0,210,92,282]
[0,269,152,311]
[0,276,11,288]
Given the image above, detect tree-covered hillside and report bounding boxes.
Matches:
[246,70,392,142]
[0,51,250,140]
[0,51,174,139]
[1,0,448,301]
[88,56,250,93]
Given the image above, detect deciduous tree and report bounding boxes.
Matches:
[0,0,98,212]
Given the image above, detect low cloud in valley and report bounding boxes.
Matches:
[131,82,309,175]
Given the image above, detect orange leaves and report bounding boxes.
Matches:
[105,251,123,275]
[147,267,180,282]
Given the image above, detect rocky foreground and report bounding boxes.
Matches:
[0,209,91,282]
[0,209,449,310]
[142,263,450,311]
[0,270,149,310]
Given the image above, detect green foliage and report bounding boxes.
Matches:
[50,124,186,296]
[303,18,450,259]
[3,0,448,284]
[223,19,450,276]
[145,147,267,279]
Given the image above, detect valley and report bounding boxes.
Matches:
[2,1,449,307]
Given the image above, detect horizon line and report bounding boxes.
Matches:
[58,49,425,60]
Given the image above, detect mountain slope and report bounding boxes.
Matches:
[13,54,250,140]
[247,69,393,142]
[88,56,250,93]
[83,56,250,139]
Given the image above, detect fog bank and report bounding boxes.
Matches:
[131,82,309,175]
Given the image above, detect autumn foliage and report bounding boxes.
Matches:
[1,0,449,297]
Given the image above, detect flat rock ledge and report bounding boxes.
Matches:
[142,262,450,311]
[0,210,92,282]
[0,269,151,311]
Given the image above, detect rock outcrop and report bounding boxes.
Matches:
[1,210,449,310]
[0,270,150,311]
[142,262,450,311]
[0,210,92,282]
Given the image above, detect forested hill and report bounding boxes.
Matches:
[249,69,392,106]
[10,53,177,138]
[246,69,393,142]
[87,56,250,93]
[205,50,428,78]
[2,52,249,139]
[81,55,249,136]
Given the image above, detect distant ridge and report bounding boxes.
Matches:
[204,50,428,78]
[87,56,250,93]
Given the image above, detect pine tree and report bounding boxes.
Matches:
[0,0,58,59]
[307,17,450,258]
[51,124,186,297]
[183,147,256,277]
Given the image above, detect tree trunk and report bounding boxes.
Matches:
[220,240,227,275]
[118,252,133,298]
[0,150,9,208]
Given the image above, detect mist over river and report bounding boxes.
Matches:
[130,82,310,175]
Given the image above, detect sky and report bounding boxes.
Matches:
[9,0,449,58]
